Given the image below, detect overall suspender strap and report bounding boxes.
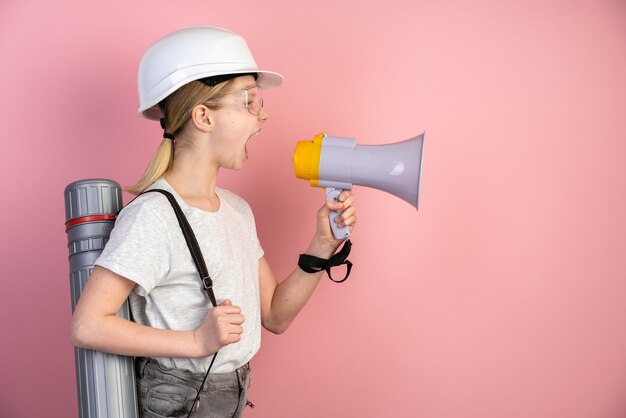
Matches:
[139,189,217,307]
[138,189,218,417]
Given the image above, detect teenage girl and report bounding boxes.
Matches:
[71,26,356,418]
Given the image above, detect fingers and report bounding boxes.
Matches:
[212,301,246,343]
[214,302,245,324]
[330,191,357,229]
[220,324,244,345]
[222,318,244,345]
[326,191,354,210]
[213,299,246,336]
[335,206,357,228]
[217,299,242,314]
[195,301,247,355]
[338,190,355,207]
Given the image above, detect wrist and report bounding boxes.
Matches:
[305,238,337,259]
[189,329,202,357]
[299,239,353,283]
[189,329,211,358]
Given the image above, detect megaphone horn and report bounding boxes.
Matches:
[293,132,425,239]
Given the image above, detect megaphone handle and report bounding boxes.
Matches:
[325,187,351,240]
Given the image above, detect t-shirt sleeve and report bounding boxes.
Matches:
[253,231,264,260]
[247,205,264,260]
[95,201,171,296]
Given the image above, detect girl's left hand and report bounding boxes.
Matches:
[308,190,357,258]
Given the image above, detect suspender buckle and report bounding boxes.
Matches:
[202,276,213,290]
[201,276,218,307]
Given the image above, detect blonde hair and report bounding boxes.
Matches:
[126,79,235,195]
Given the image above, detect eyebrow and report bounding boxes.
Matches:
[219,83,259,97]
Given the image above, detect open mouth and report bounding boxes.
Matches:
[245,129,262,158]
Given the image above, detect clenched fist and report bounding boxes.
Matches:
[192,299,245,357]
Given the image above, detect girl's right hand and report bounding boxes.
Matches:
[192,300,245,357]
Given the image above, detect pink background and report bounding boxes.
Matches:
[1,0,625,417]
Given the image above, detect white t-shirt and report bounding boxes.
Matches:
[95,178,263,373]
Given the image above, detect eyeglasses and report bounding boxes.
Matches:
[207,85,264,116]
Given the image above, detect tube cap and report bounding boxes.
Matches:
[64,179,123,223]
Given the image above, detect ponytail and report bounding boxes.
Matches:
[126,137,174,195]
[125,79,235,195]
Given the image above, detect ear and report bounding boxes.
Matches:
[190,104,214,133]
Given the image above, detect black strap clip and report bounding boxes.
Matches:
[298,239,353,283]
[201,275,213,290]
[201,275,218,306]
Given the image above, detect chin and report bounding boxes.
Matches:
[224,164,243,172]
[228,160,246,171]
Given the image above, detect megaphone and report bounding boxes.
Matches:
[293,132,425,239]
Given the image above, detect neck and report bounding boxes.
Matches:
[164,140,221,211]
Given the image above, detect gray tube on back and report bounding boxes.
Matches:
[65,179,138,418]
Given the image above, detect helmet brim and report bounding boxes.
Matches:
[139,69,284,120]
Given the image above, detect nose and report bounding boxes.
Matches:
[258,107,269,121]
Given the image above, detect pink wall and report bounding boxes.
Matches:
[1,0,625,417]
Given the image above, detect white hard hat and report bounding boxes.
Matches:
[137,26,284,120]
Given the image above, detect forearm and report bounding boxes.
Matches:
[71,314,201,358]
[267,268,323,332]
[261,191,357,333]
[263,240,336,333]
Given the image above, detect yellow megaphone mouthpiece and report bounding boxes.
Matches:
[293,133,324,187]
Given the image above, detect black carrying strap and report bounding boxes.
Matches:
[139,189,217,307]
[139,189,218,418]
[298,239,353,283]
